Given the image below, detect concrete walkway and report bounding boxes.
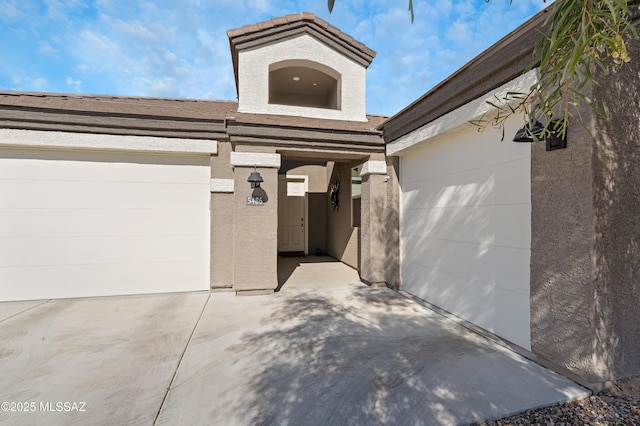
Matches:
[1,268,588,425]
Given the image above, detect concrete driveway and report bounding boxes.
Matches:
[0,279,588,425]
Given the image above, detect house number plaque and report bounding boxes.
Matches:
[246,196,265,206]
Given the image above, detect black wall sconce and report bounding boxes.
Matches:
[247,166,263,188]
[545,120,567,151]
[513,121,544,143]
[513,120,567,151]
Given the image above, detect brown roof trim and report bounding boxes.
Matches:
[229,111,386,133]
[225,111,386,154]
[381,6,552,143]
[227,113,385,155]
[0,91,236,140]
[227,13,376,94]
[0,91,387,148]
[0,91,237,120]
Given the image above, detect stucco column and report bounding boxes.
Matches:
[230,151,281,295]
[210,141,235,290]
[531,38,640,385]
[359,159,397,287]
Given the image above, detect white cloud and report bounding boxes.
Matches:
[65,76,82,91]
[38,41,57,57]
[33,77,48,89]
[43,0,88,21]
[99,14,167,44]
[446,20,472,44]
[0,1,33,21]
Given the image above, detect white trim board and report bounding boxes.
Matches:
[360,160,387,176]
[387,70,539,156]
[210,178,235,193]
[230,152,281,168]
[0,129,218,155]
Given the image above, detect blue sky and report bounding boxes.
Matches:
[0,0,547,116]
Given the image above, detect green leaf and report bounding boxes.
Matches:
[409,0,414,23]
[328,0,335,13]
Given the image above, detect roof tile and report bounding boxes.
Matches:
[257,20,273,30]
[242,23,260,33]
[285,13,302,23]
[312,16,330,29]
[300,12,315,21]
[226,28,244,38]
[271,16,288,27]
[325,24,342,36]
[227,12,376,62]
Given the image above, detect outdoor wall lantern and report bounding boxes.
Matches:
[513,121,544,143]
[545,120,568,151]
[247,166,263,188]
[512,120,567,151]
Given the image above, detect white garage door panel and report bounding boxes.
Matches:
[401,260,530,349]
[493,290,531,347]
[0,180,208,210]
[1,235,208,266]
[401,129,528,184]
[400,115,531,350]
[0,148,210,301]
[401,158,531,209]
[402,234,530,295]
[0,148,209,182]
[1,261,209,301]
[403,260,495,321]
[401,204,531,250]
[0,209,208,237]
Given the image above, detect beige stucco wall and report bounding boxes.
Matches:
[359,172,387,286]
[286,164,327,193]
[237,33,367,122]
[326,162,359,269]
[384,157,400,289]
[210,141,235,289]
[359,157,395,287]
[591,55,640,379]
[530,118,599,380]
[232,162,279,293]
[531,36,640,383]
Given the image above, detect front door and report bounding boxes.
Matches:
[278,176,306,252]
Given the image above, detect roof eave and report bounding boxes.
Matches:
[380,5,552,143]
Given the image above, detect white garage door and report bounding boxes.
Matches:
[0,148,210,301]
[399,118,532,349]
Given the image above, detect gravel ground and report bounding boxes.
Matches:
[473,376,640,425]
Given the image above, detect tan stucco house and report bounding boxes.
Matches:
[1,9,638,388]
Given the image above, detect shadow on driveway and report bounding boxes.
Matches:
[0,287,588,425]
[157,286,588,425]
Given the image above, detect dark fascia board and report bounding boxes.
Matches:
[0,120,227,140]
[228,20,376,95]
[228,111,386,133]
[231,23,375,66]
[0,91,237,121]
[228,135,384,154]
[226,121,385,146]
[381,6,552,143]
[0,105,227,140]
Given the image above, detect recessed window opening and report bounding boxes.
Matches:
[269,60,341,110]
